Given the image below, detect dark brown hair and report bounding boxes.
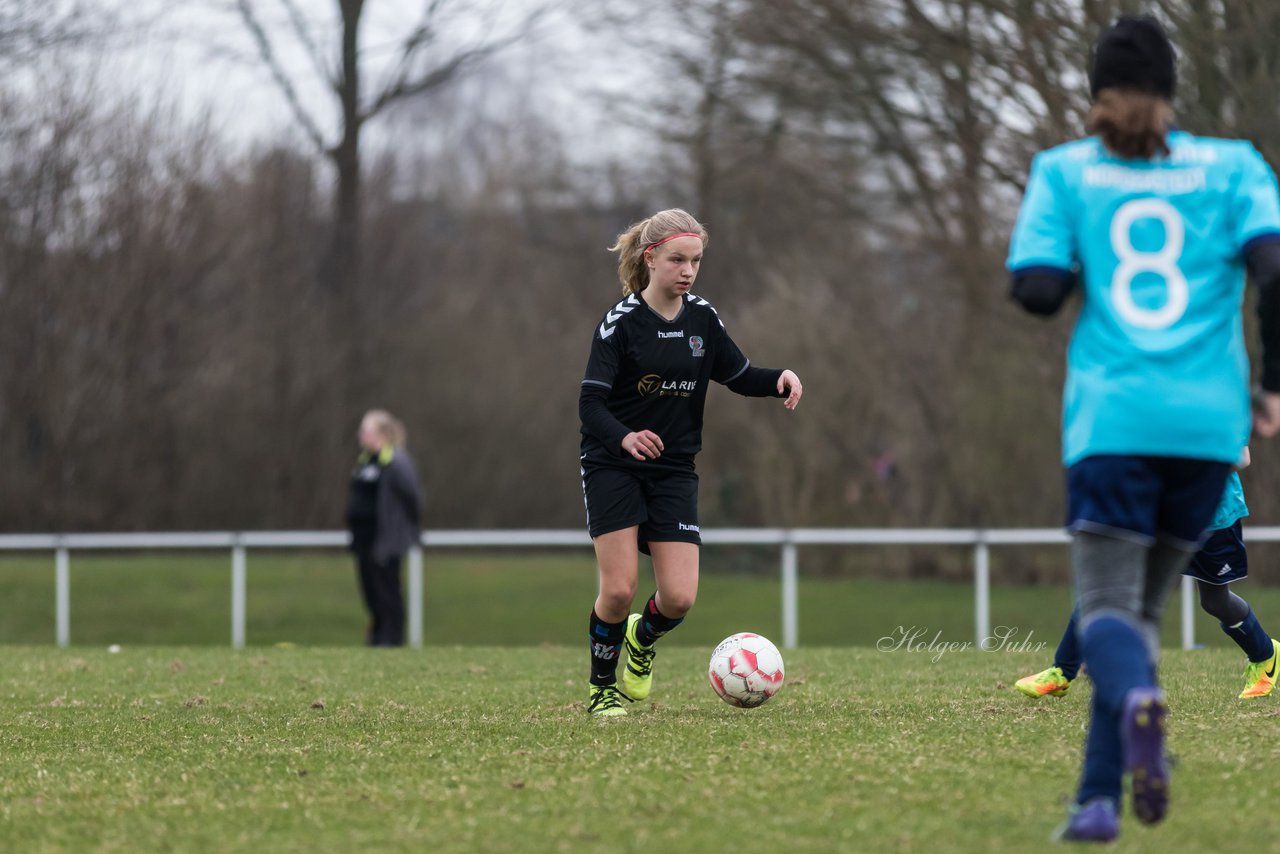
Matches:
[1085,89,1174,160]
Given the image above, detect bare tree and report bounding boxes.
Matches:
[1157,0,1280,160]
[232,0,547,299]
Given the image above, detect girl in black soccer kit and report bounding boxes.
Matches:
[578,208,803,716]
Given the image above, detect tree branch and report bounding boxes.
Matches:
[371,4,443,111]
[235,0,328,154]
[365,39,500,121]
[276,0,336,89]
[364,1,545,122]
[0,1,113,65]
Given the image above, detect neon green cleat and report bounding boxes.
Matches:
[1239,638,1280,699]
[587,684,627,717]
[1015,665,1071,699]
[620,613,657,701]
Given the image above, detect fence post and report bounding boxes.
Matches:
[781,538,798,650]
[408,546,424,648]
[974,536,990,648]
[231,540,246,649]
[1180,574,1195,651]
[55,543,70,648]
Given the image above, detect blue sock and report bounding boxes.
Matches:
[1055,606,1083,681]
[1080,614,1155,706]
[1076,614,1154,806]
[1076,691,1123,806]
[1221,608,1274,663]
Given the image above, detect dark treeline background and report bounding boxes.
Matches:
[4,0,1280,562]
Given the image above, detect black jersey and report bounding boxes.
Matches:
[346,451,383,553]
[580,291,750,470]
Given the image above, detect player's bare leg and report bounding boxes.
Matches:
[587,528,639,716]
[621,541,698,701]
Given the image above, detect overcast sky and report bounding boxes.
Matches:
[95,0,647,166]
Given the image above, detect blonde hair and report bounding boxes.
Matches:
[607,208,709,296]
[363,409,407,448]
[1086,89,1174,160]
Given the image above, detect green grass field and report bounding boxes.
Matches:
[4,553,1280,849]
[3,645,1280,852]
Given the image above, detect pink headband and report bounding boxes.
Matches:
[646,231,704,251]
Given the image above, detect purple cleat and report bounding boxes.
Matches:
[1052,797,1119,843]
[1122,686,1169,825]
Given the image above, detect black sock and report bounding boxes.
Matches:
[635,594,684,646]
[589,611,626,687]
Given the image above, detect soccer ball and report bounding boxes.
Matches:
[708,632,785,708]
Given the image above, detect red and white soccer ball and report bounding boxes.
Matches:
[708,632,785,708]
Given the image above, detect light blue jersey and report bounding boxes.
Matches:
[1210,471,1248,531]
[1008,131,1280,465]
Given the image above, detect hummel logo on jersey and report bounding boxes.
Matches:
[598,294,641,339]
[658,330,684,339]
[678,522,700,533]
[1218,563,1232,576]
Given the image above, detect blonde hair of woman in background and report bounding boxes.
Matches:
[360,409,407,449]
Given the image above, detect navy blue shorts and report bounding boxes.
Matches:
[580,464,700,554]
[1066,455,1232,550]
[1186,520,1248,585]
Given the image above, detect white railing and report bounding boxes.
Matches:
[5,527,1280,650]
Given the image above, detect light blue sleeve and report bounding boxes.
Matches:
[1007,153,1075,272]
[1233,145,1280,250]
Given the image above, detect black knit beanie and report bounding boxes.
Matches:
[1090,15,1176,99]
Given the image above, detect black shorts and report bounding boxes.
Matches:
[580,464,700,554]
[1185,520,1248,586]
[1065,455,1232,550]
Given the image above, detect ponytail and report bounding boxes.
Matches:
[607,209,708,296]
[1086,89,1173,160]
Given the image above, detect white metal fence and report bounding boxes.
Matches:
[4,527,1280,650]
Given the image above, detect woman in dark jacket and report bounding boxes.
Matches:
[346,410,423,647]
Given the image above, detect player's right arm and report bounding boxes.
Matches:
[1250,239,1280,436]
[1234,146,1280,436]
[579,387,664,460]
[579,313,663,460]
[1008,152,1078,317]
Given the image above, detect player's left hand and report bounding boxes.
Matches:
[778,370,803,410]
[1254,389,1280,438]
